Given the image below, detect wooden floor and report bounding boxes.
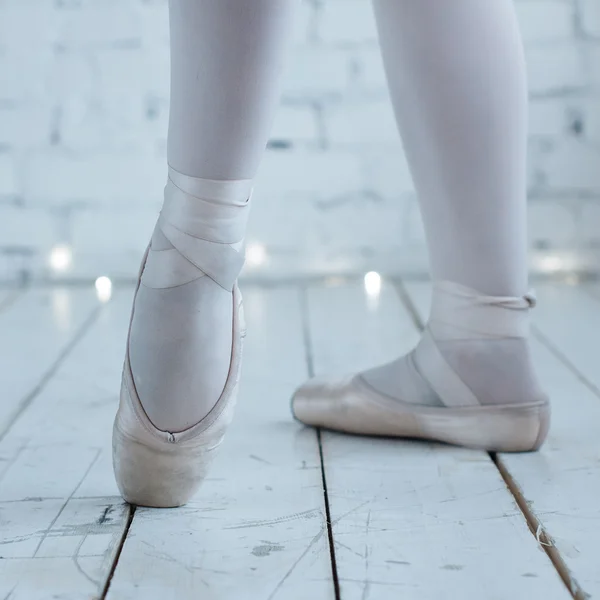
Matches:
[1,279,599,600]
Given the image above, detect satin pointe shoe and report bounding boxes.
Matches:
[113,175,249,507]
[291,281,550,452]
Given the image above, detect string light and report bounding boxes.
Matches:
[363,271,382,297]
[246,242,267,267]
[538,255,563,273]
[95,276,112,302]
[49,244,72,273]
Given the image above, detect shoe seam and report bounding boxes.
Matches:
[123,251,242,443]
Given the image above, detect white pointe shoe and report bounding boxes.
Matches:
[291,282,550,453]
[113,177,249,508]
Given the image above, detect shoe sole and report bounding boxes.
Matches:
[292,392,550,453]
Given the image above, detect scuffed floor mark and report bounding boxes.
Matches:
[33,449,102,557]
[252,542,284,557]
[337,577,419,588]
[249,454,273,466]
[334,540,365,560]
[331,500,371,527]
[98,505,114,525]
[225,508,321,530]
[267,527,326,600]
[3,584,17,600]
[72,550,99,588]
[0,534,35,546]
[361,580,370,600]
[441,564,464,571]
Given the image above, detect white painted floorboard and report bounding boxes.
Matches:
[0,288,20,312]
[0,290,131,600]
[306,281,569,600]
[107,287,334,600]
[0,287,101,437]
[4,281,598,599]
[404,280,600,598]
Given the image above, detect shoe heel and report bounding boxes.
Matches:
[424,400,551,452]
[530,400,551,451]
[491,400,551,452]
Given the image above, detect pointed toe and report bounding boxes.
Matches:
[291,375,406,435]
[112,385,233,508]
[291,376,351,427]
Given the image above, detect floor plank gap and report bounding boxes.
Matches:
[300,284,339,599]
[0,303,104,443]
[100,504,136,600]
[317,429,341,600]
[490,453,589,600]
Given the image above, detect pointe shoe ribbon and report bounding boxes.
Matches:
[428,281,536,340]
[142,177,251,291]
[413,281,536,408]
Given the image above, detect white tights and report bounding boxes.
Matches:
[374,0,528,297]
[131,0,537,431]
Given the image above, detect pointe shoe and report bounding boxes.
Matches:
[112,176,249,507]
[291,282,550,453]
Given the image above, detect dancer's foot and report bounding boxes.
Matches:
[112,171,250,507]
[291,281,549,452]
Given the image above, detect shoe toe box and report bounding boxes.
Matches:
[291,375,367,430]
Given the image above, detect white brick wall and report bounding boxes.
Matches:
[319,0,379,44]
[516,1,574,42]
[579,0,600,37]
[0,0,599,283]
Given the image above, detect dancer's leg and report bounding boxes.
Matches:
[292,0,548,451]
[130,0,297,432]
[374,0,529,297]
[168,0,295,180]
[363,0,540,406]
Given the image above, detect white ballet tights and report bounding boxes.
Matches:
[373,0,529,298]
[129,0,297,432]
[362,0,539,407]
[167,0,296,179]
[131,0,541,430]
